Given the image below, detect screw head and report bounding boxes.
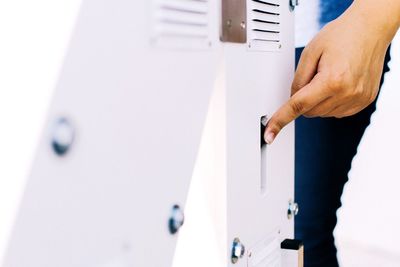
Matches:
[169,205,184,234]
[287,200,299,219]
[289,0,299,11]
[240,21,246,29]
[231,238,245,264]
[52,117,74,156]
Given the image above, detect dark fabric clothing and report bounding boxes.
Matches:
[319,1,353,27]
[294,47,391,267]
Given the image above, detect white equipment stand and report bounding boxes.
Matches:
[3,0,302,266]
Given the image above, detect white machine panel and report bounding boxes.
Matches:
[3,0,296,266]
[172,1,295,266]
[225,1,295,265]
[3,0,219,266]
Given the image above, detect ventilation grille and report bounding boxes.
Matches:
[249,0,281,51]
[152,0,210,48]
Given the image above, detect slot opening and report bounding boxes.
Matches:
[260,115,268,195]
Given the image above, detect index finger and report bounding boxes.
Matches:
[264,74,329,144]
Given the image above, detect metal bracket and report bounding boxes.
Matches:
[281,239,304,267]
[221,0,247,43]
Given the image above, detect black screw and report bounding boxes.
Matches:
[231,238,245,264]
[169,204,184,234]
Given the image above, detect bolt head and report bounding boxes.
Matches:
[231,238,245,264]
[169,205,184,234]
[293,203,299,215]
[52,117,74,156]
[289,0,299,11]
[287,201,299,219]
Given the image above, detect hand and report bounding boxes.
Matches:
[264,0,399,144]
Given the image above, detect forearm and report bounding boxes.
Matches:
[350,0,400,45]
[264,0,400,144]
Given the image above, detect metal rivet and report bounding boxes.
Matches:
[240,21,246,29]
[226,19,232,28]
[168,205,184,235]
[289,0,299,11]
[52,117,74,156]
[231,238,245,264]
[287,200,299,219]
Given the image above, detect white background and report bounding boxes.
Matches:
[0,1,399,266]
[0,0,82,262]
[336,32,400,266]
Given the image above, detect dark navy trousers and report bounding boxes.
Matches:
[294,47,391,267]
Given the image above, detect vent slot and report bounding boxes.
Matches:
[152,0,210,48]
[249,0,281,50]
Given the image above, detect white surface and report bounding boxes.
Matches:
[0,0,83,263]
[295,0,319,48]
[175,3,296,267]
[223,3,295,265]
[2,0,220,266]
[1,0,295,266]
[339,240,400,267]
[336,33,400,266]
[1,1,399,267]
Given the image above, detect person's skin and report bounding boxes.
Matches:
[264,0,400,144]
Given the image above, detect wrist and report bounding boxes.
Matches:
[350,0,400,45]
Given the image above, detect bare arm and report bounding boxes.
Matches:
[264,0,400,144]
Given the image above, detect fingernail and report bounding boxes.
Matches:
[264,131,275,144]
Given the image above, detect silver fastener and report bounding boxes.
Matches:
[231,238,245,264]
[287,200,299,219]
[289,0,299,11]
[169,205,185,234]
[52,117,74,156]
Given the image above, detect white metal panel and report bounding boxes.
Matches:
[168,1,295,266]
[3,0,218,266]
[224,1,295,265]
[171,2,295,265]
[3,0,295,266]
